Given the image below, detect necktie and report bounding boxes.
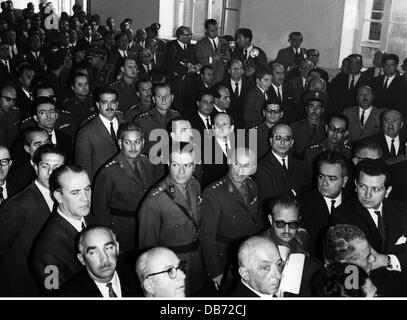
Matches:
[234,82,239,97]
[243,49,247,59]
[5,60,10,74]
[184,44,187,51]
[330,200,336,214]
[225,141,229,152]
[374,210,386,243]
[360,110,365,126]
[0,186,3,205]
[147,65,151,72]
[282,157,288,172]
[133,159,144,184]
[277,87,282,101]
[81,220,86,230]
[390,139,396,156]
[212,39,217,52]
[106,282,118,298]
[239,184,249,206]
[349,76,355,90]
[205,117,211,129]
[378,68,382,77]
[383,77,389,89]
[110,122,117,141]
[152,56,156,65]
[264,91,268,101]
[49,132,53,144]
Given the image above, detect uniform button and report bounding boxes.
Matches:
[175,225,179,228]
[233,215,236,219]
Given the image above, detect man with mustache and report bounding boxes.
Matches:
[75,87,125,181]
[291,90,328,159]
[92,123,156,254]
[30,165,93,295]
[138,144,212,296]
[59,226,141,297]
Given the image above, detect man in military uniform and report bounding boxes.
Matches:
[134,83,180,155]
[61,73,94,135]
[304,113,352,177]
[200,147,264,295]
[249,99,283,160]
[92,123,156,254]
[123,79,153,123]
[138,144,211,296]
[0,85,19,148]
[291,90,328,159]
[86,46,116,94]
[109,56,139,113]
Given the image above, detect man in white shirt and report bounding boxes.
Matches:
[231,236,283,297]
[59,225,141,297]
[30,164,92,294]
[0,144,66,296]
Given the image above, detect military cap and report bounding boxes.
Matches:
[87,45,107,57]
[302,90,329,106]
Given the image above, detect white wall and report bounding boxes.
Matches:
[90,0,160,31]
[239,0,346,69]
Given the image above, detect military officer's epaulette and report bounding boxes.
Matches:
[86,113,98,121]
[20,116,33,125]
[58,109,71,115]
[135,112,150,119]
[211,177,227,189]
[108,79,121,87]
[58,123,71,130]
[170,109,180,115]
[61,97,70,104]
[343,144,352,150]
[140,154,148,158]
[309,143,321,149]
[105,160,121,168]
[128,104,139,110]
[151,183,167,197]
[11,106,19,112]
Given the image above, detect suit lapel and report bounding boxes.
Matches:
[94,116,116,148]
[31,183,52,214]
[356,201,383,249]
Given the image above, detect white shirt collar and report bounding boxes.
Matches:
[367,203,384,228]
[272,151,288,168]
[0,181,7,200]
[57,207,86,232]
[94,271,122,298]
[271,82,282,92]
[241,279,275,298]
[323,193,342,214]
[198,112,211,128]
[118,49,127,57]
[384,73,396,87]
[216,137,231,155]
[256,84,266,94]
[22,87,32,99]
[34,180,54,212]
[384,134,400,153]
[177,40,187,49]
[359,106,372,120]
[99,114,118,134]
[49,129,57,144]
[214,105,226,113]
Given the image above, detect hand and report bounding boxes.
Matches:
[212,274,223,291]
[371,248,389,270]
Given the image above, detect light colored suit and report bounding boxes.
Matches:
[342,106,384,142]
[195,36,230,84]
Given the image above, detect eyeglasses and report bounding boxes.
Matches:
[1,96,16,103]
[182,33,193,37]
[274,220,299,229]
[328,124,346,134]
[146,260,187,280]
[265,109,282,114]
[272,135,293,142]
[0,158,11,166]
[300,65,313,69]
[214,123,230,129]
[230,67,243,71]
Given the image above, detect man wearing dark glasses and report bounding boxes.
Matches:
[136,247,187,297]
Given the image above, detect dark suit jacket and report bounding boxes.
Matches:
[217,77,253,129]
[331,197,407,270]
[184,78,208,116]
[363,67,382,80]
[4,180,19,199]
[7,160,36,190]
[0,59,13,88]
[201,137,230,189]
[275,46,307,72]
[291,118,326,159]
[243,85,266,129]
[389,160,407,205]
[342,106,383,142]
[230,280,259,297]
[328,73,372,114]
[267,82,297,124]
[369,133,406,159]
[30,212,92,294]
[372,75,407,116]
[254,152,310,212]
[0,182,52,296]
[75,115,122,181]
[58,261,142,297]
[15,84,33,121]
[165,40,199,81]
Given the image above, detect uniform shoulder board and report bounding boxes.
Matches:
[21,117,32,124]
[59,109,71,115]
[105,160,117,168]
[58,123,71,130]
[11,106,19,111]
[151,184,166,197]
[109,79,120,87]
[136,112,149,118]
[309,143,320,149]
[211,178,226,189]
[87,113,97,120]
[129,104,138,110]
[344,144,352,150]
[140,154,148,158]
[170,109,180,114]
[116,110,123,115]
[61,98,69,104]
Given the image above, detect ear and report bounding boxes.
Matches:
[143,278,154,296]
[120,66,124,74]
[53,190,63,204]
[342,175,349,188]
[152,96,156,104]
[33,163,39,176]
[238,266,250,282]
[23,145,30,154]
[230,125,234,132]
[268,214,273,226]
[77,253,85,265]
[279,111,284,119]
[170,94,174,103]
[115,241,120,254]
[95,101,100,111]
[385,186,392,198]
[33,115,38,123]
[118,139,123,149]
[289,138,294,148]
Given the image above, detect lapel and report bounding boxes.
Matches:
[115,152,141,183]
[363,107,378,131]
[94,116,117,148]
[315,191,330,225]
[31,182,52,214]
[204,37,216,55]
[355,200,383,248]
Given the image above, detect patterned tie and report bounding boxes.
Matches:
[106,282,118,298]
[374,210,386,244]
[390,139,396,156]
[360,110,365,126]
[330,200,336,214]
[383,77,389,89]
[110,122,117,141]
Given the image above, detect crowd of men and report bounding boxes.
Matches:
[1,1,407,298]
